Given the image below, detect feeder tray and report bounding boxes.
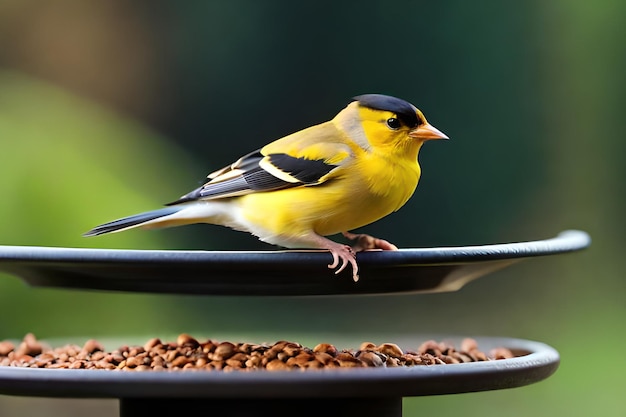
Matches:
[0,335,558,417]
[0,230,590,296]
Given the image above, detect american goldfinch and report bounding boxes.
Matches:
[84,94,448,281]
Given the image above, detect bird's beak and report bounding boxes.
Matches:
[409,123,449,141]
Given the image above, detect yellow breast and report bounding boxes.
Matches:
[238,149,420,240]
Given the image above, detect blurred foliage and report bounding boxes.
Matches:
[0,0,624,416]
[0,71,201,338]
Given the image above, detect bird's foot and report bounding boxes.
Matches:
[291,233,360,281]
[326,242,359,282]
[342,231,399,252]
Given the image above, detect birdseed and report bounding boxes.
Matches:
[0,333,515,371]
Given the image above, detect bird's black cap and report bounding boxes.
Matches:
[352,94,420,128]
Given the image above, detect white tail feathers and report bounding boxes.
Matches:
[84,201,245,237]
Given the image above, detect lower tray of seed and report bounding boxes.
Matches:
[0,333,514,371]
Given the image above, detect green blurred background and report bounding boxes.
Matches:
[0,1,624,416]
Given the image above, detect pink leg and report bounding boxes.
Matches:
[299,233,360,282]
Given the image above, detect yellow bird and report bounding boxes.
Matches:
[84,94,448,281]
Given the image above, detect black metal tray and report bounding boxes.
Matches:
[0,230,590,296]
[0,336,558,399]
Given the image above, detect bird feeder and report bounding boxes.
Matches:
[0,230,590,417]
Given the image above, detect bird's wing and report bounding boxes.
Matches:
[167,123,353,205]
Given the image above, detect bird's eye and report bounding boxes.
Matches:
[386,118,401,130]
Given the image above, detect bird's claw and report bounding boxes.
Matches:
[327,245,359,282]
[324,233,398,282]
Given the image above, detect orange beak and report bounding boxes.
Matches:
[409,123,449,141]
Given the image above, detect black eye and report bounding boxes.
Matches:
[386,117,401,130]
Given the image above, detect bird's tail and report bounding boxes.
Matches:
[83,206,185,237]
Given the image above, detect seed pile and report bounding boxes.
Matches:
[0,333,514,371]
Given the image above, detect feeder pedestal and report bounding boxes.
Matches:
[120,398,402,417]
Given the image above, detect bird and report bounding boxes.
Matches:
[84,94,448,282]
